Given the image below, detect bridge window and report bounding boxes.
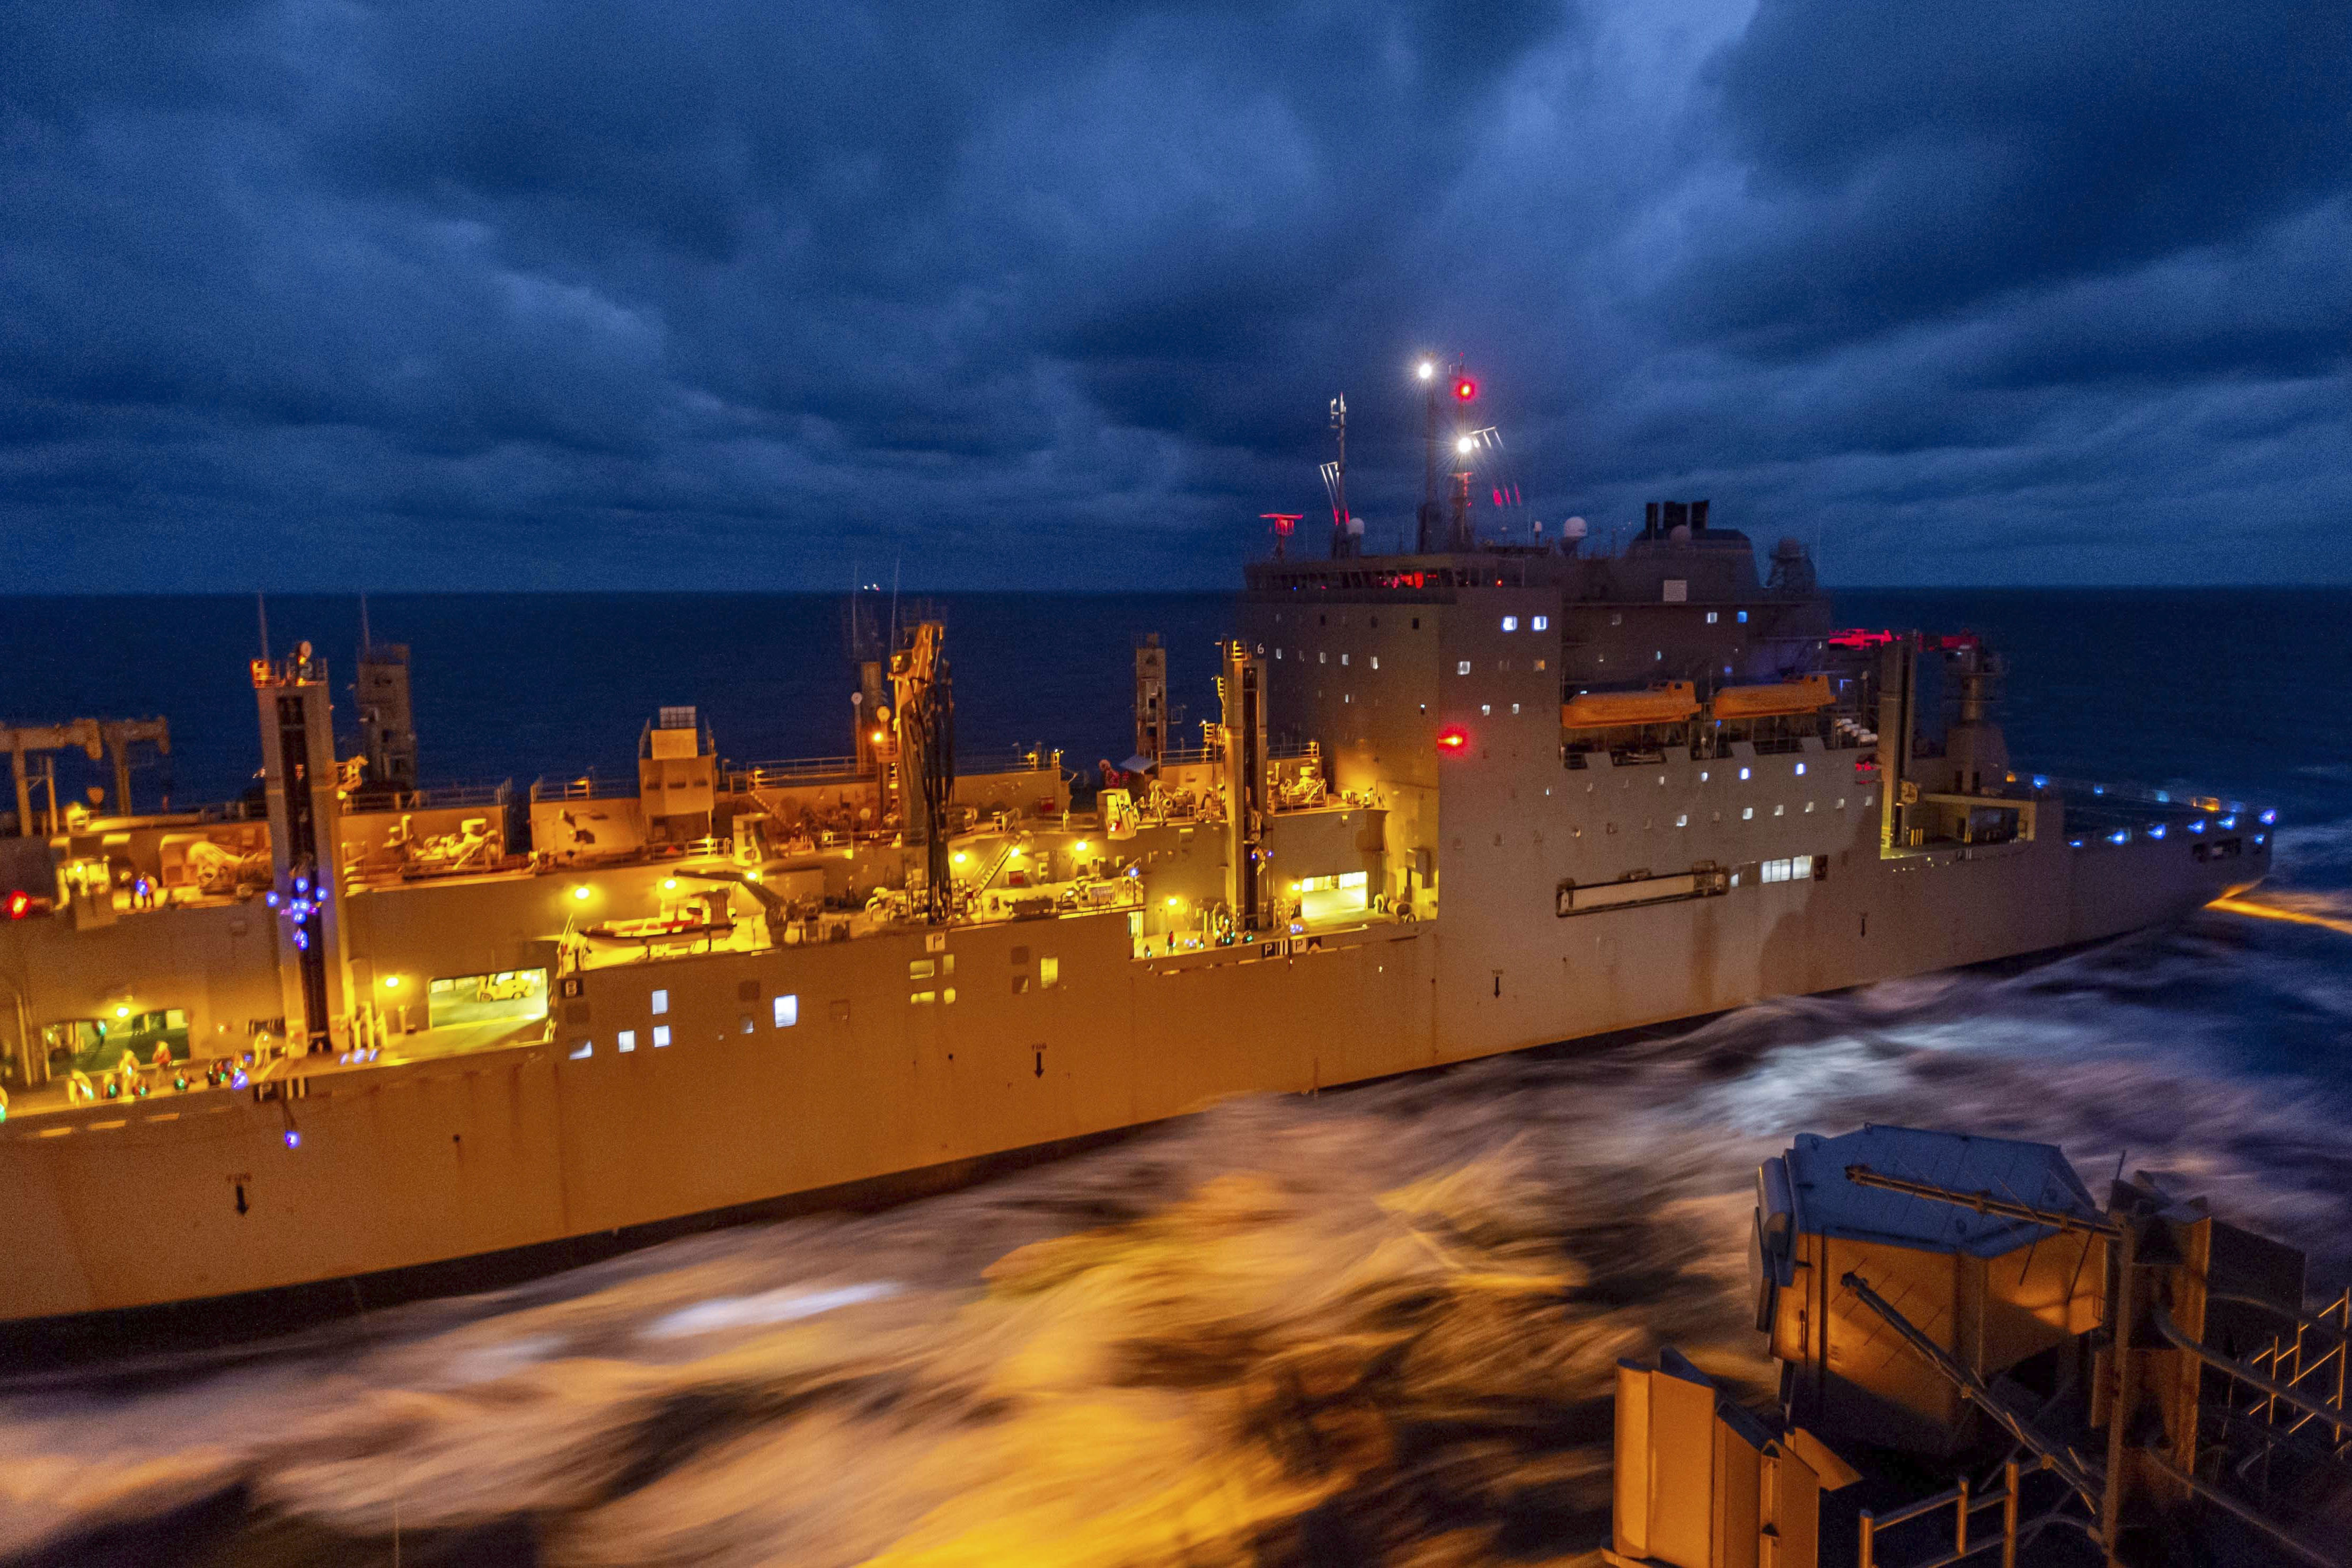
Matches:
[1041,957,1060,989]
[1533,616,1549,631]
[651,988,669,1015]
[652,1025,671,1048]
[1501,615,1518,632]
[618,1030,636,1052]
[773,995,799,1028]
[1761,857,1802,883]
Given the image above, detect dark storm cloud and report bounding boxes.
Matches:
[0,0,2345,589]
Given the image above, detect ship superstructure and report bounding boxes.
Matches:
[0,392,2277,1341]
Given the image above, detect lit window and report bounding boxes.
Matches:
[1655,651,1663,661]
[1502,615,1518,632]
[1041,957,1060,989]
[569,1041,593,1059]
[618,1030,636,1052]
[1836,798,1846,810]
[1275,648,1283,659]
[1737,611,1749,623]
[1675,814,1688,827]
[1739,767,1750,780]
[910,991,936,1006]
[1532,616,1549,631]
[1511,703,1520,715]
[651,989,669,1015]
[1610,613,1623,626]
[1700,770,1710,783]
[1319,651,1327,664]
[1743,807,1754,820]
[1794,762,1807,776]
[909,958,935,979]
[1805,801,1816,813]
[739,1015,755,1034]
[773,995,798,1027]
[652,1024,671,1048]
[1730,872,1741,888]
[1863,793,1874,805]
[1343,693,1351,704]
[1481,704,1491,715]
[1370,656,1380,670]
[1457,661,1472,676]
[1706,612,1719,625]
[1340,653,1349,666]
[944,988,957,1005]
[1773,803,1785,816]
[1533,658,1546,671]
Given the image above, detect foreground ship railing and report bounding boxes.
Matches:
[1616,1127,2351,1568]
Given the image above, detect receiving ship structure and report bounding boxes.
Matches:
[0,370,2277,1345]
[1613,1124,2350,1567]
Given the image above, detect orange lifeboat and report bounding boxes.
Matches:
[1711,675,1832,720]
[1560,682,1699,730]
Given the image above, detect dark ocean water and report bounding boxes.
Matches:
[1,587,2349,1567]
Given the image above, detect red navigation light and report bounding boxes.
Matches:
[1453,377,1477,402]
[5,891,28,919]
[1436,725,1471,754]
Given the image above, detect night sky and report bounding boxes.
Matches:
[5,1,2348,591]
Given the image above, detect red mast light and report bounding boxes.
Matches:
[1436,724,1471,754]
[1453,377,1477,402]
[6,891,29,919]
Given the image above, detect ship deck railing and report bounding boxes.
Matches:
[730,756,868,789]
[957,747,1062,776]
[530,773,638,803]
[347,778,514,813]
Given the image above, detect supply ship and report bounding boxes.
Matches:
[0,373,2275,1348]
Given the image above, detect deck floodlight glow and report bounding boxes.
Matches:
[1416,360,1435,382]
[2221,814,2238,829]
[1165,895,1181,907]
[2109,829,2130,845]
[1074,840,1090,854]
[663,878,678,891]
[285,1130,300,1149]
[1455,436,1474,455]
[2260,809,2277,825]
[2148,825,2167,839]
[952,851,968,864]
[571,884,592,901]
[383,975,400,989]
